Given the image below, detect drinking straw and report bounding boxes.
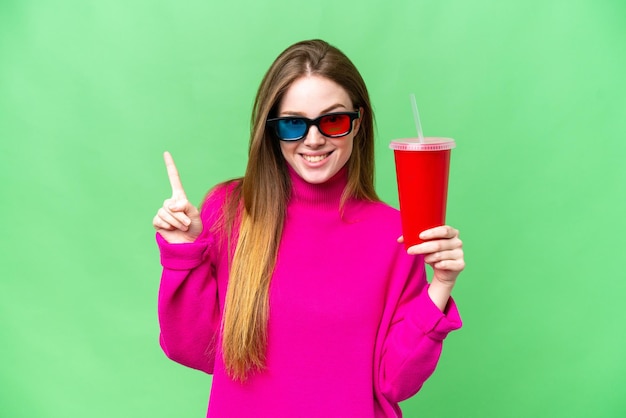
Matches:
[410,93,424,143]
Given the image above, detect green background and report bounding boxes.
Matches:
[1,0,625,417]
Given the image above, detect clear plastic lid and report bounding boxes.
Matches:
[389,137,456,151]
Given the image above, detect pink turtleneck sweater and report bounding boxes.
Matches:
[156,167,462,417]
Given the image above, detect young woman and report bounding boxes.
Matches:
[153,39,464,417]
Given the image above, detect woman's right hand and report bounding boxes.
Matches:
[152,152,203,243]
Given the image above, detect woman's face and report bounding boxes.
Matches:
[277,75,360,185]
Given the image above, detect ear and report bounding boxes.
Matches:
[353,106,364,137]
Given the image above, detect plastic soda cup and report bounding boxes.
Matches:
[389,137,456,249]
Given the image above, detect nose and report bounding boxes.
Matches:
[302,125,326,147]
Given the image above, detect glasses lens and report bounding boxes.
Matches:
[276,118,307,140]
[319,114,351,137]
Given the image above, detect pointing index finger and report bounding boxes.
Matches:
[163,151,187,199]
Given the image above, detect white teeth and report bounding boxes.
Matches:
[302,153,329,163]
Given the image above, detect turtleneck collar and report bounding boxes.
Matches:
[287,164,348,211]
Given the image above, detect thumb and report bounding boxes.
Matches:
[168,198,190,212]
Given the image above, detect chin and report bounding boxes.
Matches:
[298,168,335,184]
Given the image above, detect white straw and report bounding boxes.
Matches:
[410,93,424,143]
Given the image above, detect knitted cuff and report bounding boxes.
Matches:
[156,232,212,270]
[410,287,463,341]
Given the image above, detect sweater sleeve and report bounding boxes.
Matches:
[375,253,462,408]
[156,184,233,375]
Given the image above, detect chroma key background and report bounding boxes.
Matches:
[1,1,624,417]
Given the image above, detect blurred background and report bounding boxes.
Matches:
[1,0,625,416]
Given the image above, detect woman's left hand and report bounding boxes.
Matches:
[400,225,465,287]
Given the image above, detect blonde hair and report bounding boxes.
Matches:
[220,39,379,380]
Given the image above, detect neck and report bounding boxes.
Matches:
[287,165,348,211]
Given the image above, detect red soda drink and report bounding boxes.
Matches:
[390,138,456,249]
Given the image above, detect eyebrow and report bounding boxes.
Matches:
[280,103,349,117]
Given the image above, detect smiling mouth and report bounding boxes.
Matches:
[301,152,331,163]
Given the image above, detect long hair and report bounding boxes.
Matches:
[220,39,379,380]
